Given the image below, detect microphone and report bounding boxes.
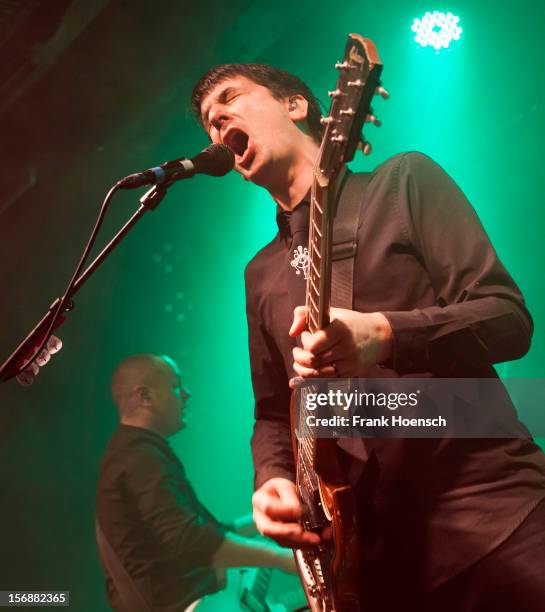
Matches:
[117,143,235,189]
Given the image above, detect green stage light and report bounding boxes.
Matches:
[411,11,462,50]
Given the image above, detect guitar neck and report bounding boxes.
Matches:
[306,177,336,333]
[304,33,383,337]
[239,567,273,612]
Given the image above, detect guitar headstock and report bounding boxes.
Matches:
[317,33,386,178]
[15,335,63,386]
[0,297,68,386]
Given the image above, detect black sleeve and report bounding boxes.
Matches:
[381,152,532,374]
[123,447,226,571]
[245,265,296,490]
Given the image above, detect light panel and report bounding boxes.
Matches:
[411,11,462,50]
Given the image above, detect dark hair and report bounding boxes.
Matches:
[191,63,323,143]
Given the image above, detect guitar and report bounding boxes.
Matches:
[290,33,385,611]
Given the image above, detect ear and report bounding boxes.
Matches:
[285,94,309,123]
[135,385,151,403]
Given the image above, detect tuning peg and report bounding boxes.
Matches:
[328,89,342,98]
[366,114,382,127]
[28,361,39,376]
[17,369,36,386]
[358,140,372,155]
[331,135,347,143]
[15,334,63,386]
[320,117,336,125]
[35,349,51,367]
[17,361,40,387]
[35,335,63,367]
[47,335,63,354]
[339,108,356,117]
[375,85,390,99]
[35,335,63,366]
[335,61,350,70]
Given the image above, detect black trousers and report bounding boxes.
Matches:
[364,496,545,612]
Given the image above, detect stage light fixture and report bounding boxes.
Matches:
[411,11,462,50]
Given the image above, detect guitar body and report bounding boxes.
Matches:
[291,399,361,611]
[288,33,385,611]
[316,442,361,608]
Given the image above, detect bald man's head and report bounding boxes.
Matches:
[111,354,168,409]
[111,354,190,437]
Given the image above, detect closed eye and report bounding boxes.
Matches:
[203,86,241,131]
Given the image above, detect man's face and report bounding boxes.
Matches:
[152,358,190,436]
[200,76,304,185]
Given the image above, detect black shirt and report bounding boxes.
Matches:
[244,152,545,590]
[96,424,226,611]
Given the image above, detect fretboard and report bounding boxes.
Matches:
[306,178,335,333]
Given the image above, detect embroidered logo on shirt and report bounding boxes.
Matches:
[290,245,309,280]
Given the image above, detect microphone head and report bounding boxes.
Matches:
[192,143,235,177]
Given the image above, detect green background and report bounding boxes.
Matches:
[0,1,543,609]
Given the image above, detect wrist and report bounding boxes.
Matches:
[371,312,393,363]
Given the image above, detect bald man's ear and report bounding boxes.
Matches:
[135,385,151,403]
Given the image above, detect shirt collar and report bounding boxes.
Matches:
[116,423,168,446]
[274,167,350,239]
[276,191,311,239]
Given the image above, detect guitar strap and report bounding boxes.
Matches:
[95,519,152,612]
[331,170,370,310]
[331,170,372,470]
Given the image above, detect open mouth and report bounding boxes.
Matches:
[222,128,249,160]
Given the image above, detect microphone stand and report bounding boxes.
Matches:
[0,184,168,384]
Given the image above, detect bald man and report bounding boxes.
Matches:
[96,354,294,612]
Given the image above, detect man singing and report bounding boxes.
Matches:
[190,63,545,610]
